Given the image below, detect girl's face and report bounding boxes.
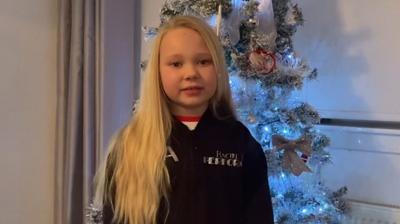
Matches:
[159,27,217,116]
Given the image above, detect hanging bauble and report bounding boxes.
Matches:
[249,48,277,74]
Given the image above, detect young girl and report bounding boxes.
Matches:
[91,15,274,224]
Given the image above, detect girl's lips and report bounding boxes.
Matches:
[181,86,203,91]
[181,87,203,96]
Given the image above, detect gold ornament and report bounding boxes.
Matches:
[272,135,312,176]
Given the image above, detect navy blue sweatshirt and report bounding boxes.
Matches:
[102,109,274,224]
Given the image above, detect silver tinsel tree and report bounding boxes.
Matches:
[142,0,349,223]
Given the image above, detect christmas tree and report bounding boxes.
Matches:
[143,0,349,223]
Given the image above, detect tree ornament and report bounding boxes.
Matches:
[86,203,103,224]
[247,17,258,26]
[249,49,276,74]
[247,113,257,123]
[272,134,312,176]
[142,26,159,41]
[301,153,308,163]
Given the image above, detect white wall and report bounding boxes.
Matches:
[294,0,400,122]
[0,0,57,223]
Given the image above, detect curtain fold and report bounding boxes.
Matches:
[55,0,104,223]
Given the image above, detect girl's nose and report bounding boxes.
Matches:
[183,64,200,80]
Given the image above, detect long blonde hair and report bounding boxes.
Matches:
[92,15,235,224]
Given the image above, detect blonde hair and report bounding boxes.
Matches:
[92,15,235,224]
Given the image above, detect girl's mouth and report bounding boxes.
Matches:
[181,86,203,95]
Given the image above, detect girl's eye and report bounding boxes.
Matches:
[198,59,213,65]
[170,62,182,68]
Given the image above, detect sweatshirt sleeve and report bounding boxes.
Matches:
[102,200,115,224]
[242,128,274,224]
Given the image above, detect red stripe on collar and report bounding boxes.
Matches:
[175,115,201,122]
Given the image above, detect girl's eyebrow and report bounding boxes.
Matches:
[164,54,182,59]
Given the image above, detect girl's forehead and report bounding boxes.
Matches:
[160,27,210,55]
[161,28,203,44]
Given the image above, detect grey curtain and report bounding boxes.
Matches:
[55,0,104,223]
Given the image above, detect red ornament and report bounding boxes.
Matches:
[248,49,277,74]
